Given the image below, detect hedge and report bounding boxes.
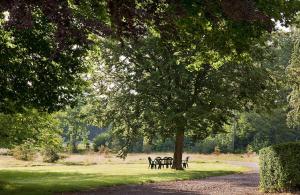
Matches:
[259,142,300,192]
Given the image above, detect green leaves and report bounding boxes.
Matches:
[287,31,300,127]
[95,33,275,155]
[0,109,62,148]
[0,5,89,113]
[259,142,300,192]
[0,0,299,114]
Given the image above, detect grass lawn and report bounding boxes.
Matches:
[0,153,253,195]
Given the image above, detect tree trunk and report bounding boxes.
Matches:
[172,129,184,170]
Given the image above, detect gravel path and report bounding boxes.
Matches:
[64,162,296,195]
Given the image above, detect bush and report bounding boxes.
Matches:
[12,139,36,161]
[213,146,221,155]
[98,145,110,157]
[194,137,216,153]
[41,148,60,163]
[259,142,300,192]
[38,129,63,162]
[0,148,10,156]
[93,133,110,152]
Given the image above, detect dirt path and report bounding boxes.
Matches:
[64,162,295,195]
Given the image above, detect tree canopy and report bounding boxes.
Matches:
[0,13,89,113]
[95,31,277,168]
[85,1,300,169]
[0,0,299,113]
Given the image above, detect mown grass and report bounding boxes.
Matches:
[0,153,252,195]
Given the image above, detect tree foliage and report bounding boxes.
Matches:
[86,1,300,169]
[94,32,276,168]
[56,105,90,152]
[0,109,63,150]
[287,28,300,126]
[0,0,299,113]
[54,95,103,152]
[232,110,300,152]
[189,28,300,154]
[0,13,89,113]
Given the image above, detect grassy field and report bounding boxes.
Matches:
[0,153,256,195]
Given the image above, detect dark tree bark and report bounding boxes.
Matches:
[172,129,185,170]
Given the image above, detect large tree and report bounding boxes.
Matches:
[90,1,300,169]
[94,34,275,169]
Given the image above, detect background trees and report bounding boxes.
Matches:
[192,26,300,154]
[56,106,90,153]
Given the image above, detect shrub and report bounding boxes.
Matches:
[195,137,216,153]
[99,145,110,155]
[213,146,221,155]
[0,148,10,156]
[143,143,151,153]
[93,133,110,152]
[41,148,60,163]
[12,139,36,161]
[259,142,300,192]
[38,130,63,162]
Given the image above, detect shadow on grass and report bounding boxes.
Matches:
[0,169,237,195]
[80,173,260,195]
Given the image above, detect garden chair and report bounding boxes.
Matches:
[155,157,163,169]
[163,157,173,168]
[168,157,173,168]
[162,157,168,168]
[148,157,156,169]
[182,156,189,168]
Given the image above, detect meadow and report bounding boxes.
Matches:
[0,153,256,195]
